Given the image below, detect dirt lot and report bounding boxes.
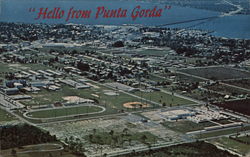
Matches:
[213,99,250,116]
[180,67,250,80]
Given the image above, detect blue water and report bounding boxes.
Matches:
[0,0,249,39]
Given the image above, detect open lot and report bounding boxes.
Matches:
[175,73,205,83]
[161,120,215,133]
[179,66,250,80]
[134,91,195,106]
[197,125,250,139]
[209,136,250,156]
[213,99,250,116]
[136,48,171,56]
[206,83,250,96]
[0,108,16,122]
[224,79,250,90]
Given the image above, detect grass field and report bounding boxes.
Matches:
[236,135,250,143]
[161,120,215,133]
[0,63,13,73]
[137,48,171,56]
[175,73,205,83]
[148,74,167,82]
[27,105,103,118]
[134,91,195,106]
[0,108,16,122]
[20,84,154,111]
[197,125,250,139]
[179,67,250,80]
[224,79,250,90]
[206,83,250,96]
[209,137,250,156]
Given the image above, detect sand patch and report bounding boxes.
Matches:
[63,96,94,103]
[104,90,119,96]
[123,102,150,109]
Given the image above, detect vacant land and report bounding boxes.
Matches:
[161,120,215,133]
[137,48,171,56]
[213,99,250,116]
[206,83,250,96]
[175,73,205,83]
[134,91,194,106]
[224,79,250,90]
[0,108,16,122]
[209,137,250,156]
[197,126,250,139]
[180,67,250,80]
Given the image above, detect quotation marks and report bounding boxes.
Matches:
[29,8,36,12]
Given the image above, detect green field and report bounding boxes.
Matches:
[179,66,250,80]
[20,85,95,106]
[137,48,171,56]
[236,135,250,143]
[0,109,16,122]
[148,74,167,82]
[209,137,250,156]
[0,63,13,73]
[197,126,250,139]
[161,120,215,133]
[134,91,195,106]
[28,105,103,118]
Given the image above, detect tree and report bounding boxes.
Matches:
[89,134,93,142]
[123,128,129,136]
[93,128,97,135]
[141,135,147,144]
[77,62,90,71]
[109,130,114,137]
[11,149,16,156]
[113,41,124,47]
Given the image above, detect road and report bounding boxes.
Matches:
[90,128,250,157]
[221,0,243,17]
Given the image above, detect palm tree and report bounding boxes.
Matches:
[123,128,129,136]
[109,130,114,137]
[93,128,97,135]
[141,135,147,144]
[89,134,93,142]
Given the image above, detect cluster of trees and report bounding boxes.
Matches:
[64,136,86,156]
[0,124,57,150]
[86,128,156,149]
